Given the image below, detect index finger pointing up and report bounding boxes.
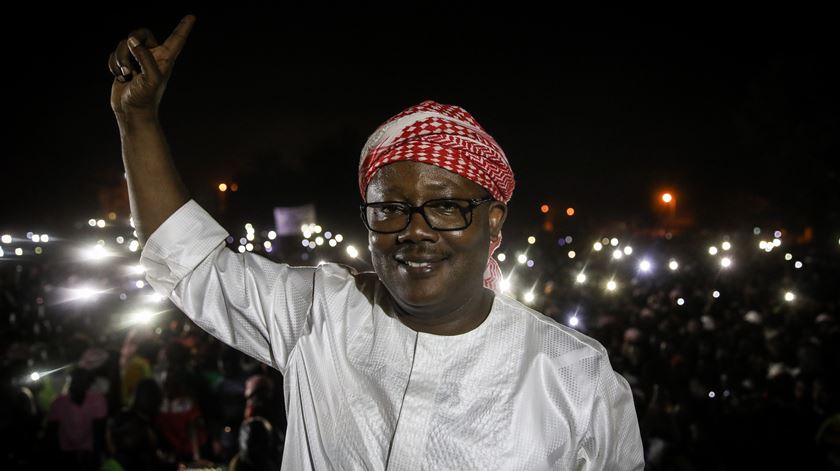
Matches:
[163,15,196,59]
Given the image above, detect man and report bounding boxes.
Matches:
[109,15,644,470]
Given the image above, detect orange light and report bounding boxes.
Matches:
[540,204,550,214]
[230,183,239,192]
[566,207,575,216]
[218,183,228,192]
[661,193,673,203]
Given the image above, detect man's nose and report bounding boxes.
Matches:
[398,210,438,242]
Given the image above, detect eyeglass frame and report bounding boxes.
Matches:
[359,196,495,233]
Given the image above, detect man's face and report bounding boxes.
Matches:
[365,161,507,319]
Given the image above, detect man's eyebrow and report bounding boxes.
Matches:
[379,181,452,193]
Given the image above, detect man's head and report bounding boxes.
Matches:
[359,101,514,325]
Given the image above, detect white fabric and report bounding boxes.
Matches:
[140,199,644,470]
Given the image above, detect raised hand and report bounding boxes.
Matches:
[108,15,196,118]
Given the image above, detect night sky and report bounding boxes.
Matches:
[4,5,838,238]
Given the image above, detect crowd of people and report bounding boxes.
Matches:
[1,214,838,470]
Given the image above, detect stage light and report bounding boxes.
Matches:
[576,273,587,284]
[569,316,579,327]
[218,183,228,192]
[527,236,536,245]
[606,280,617,292]
[1,234,11,244]
[335,234,343,243]
[135,280,145,289]
[568,250,576,259]
[661,193,673,203]
[623,246,633,255]
[774,230,782,238]
[526,260,535,268]
[784,291,795,302]
[794,261,803,269]
[523,291,535,304]
[246,243,254,252]
[315,237,324,246]
[708,246,718,255]
[500,276,512,293]
[677,298,685,306]
[328,239,337,247]
[720,257,732,268]
[246,233,254,241]
[785,253,792,261]
[497,253,506,262]
[15,248,23,256]
[713,291,720,298]
[610,238,619,247]
[540,204,549,214]
[268,231,277,240]
[612,249,623,260]
[773,238,781,247]
[593,242,603,251]
[263,241,271,249]
[721,241,731,251]
[517,254,527,264]
[97,219,106,228]
[566,207,575,216]
[238,246,246,253]
[30,372,41,382]
[639,260,652,272]
[88,219,96,227]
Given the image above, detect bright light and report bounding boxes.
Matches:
[517,254,527,264]
[314,225,322,234]
[238,245,246,253]
[346,245,359,258]
[128,240,139,252]
[97,219,106,228]
[88,219,96,227]
[69,286,103,302]
[523,291,535,304]
[709,391,716,399]
[32,234,41,243]
[303,231,312,239]
[500,276,512,293]
[135,280,145,289]
[335,234,343,243]
[0,247,4,257]
[612,249,623,260]
[301,239,309,247]
[713,290,720,298]
[30,372,41,382]
[268,231,277,240]
[639,260,652,272]
[497,253,506,262]
[246,233,254,241]
[785,253,792,261]
[773,238,781,247]
[565,236,573,244]
[661,193,673,203]
[566,207,575,216]
[623,246,633,256]
[721,241,731,251]
[147,292,165,303]
[610,238,619,247]
[15,248,23,256]
[83,244,111,261]
[759,241,768,250]
[593,242,603,251]
[606,280,617,291]
[129,264,145,275]
[708,246,718,255]
[540,204,550,213]
[576,273,587,284]
[677,298,685,306]
[218,183,228,192]
[315,237,324,246]
[116,236,125,244]
[328,239,337,247]
[568,250,576,259]
[784,291,795,302]
[34,247,43,255]
[569,316,579,327]
[2,234,12,244]
[246,243,254,252]
[526,260,535,268]
[527,236,536,245]
[245,223,254,232]
[753,227,761,235]
[129,217,135,228]
[324,232,332,239]
[130,310,154,325]
[774,230,782,238]
[720,257,732,268]
[794,261,803,269]
[263,241,272,249]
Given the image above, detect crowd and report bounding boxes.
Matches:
[1,212,838,470]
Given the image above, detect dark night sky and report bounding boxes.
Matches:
[4,4,838,236]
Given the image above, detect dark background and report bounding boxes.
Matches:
[4,4,838,238]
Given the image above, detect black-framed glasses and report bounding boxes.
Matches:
[360,197,494,233]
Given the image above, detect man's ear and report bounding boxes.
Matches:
[488,202,508,242]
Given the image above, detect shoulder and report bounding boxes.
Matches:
[494,294,611,370]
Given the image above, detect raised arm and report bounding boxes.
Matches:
[108,15,196,243]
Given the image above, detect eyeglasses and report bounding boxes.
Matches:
[360,197,494,233]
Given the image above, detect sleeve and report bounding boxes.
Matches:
[576,353,645,470]
[139,199,317,372]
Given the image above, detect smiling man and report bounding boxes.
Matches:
[111,15,644,470]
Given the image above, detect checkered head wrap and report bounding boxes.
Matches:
[359,100,515,292]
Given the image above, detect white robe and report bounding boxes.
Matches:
[140,199,644,470]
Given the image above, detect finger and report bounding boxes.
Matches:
[162,15,196,59]
[127,36,162,82]
[115,39,136,77]
[107,52,127,82]
[128,27,160,48]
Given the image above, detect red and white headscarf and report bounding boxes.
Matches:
[359,100,515,292]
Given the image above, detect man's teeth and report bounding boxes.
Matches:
[405,261,431,267]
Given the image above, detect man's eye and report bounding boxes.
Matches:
[377,204,407,214]
[429,201,462,212]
